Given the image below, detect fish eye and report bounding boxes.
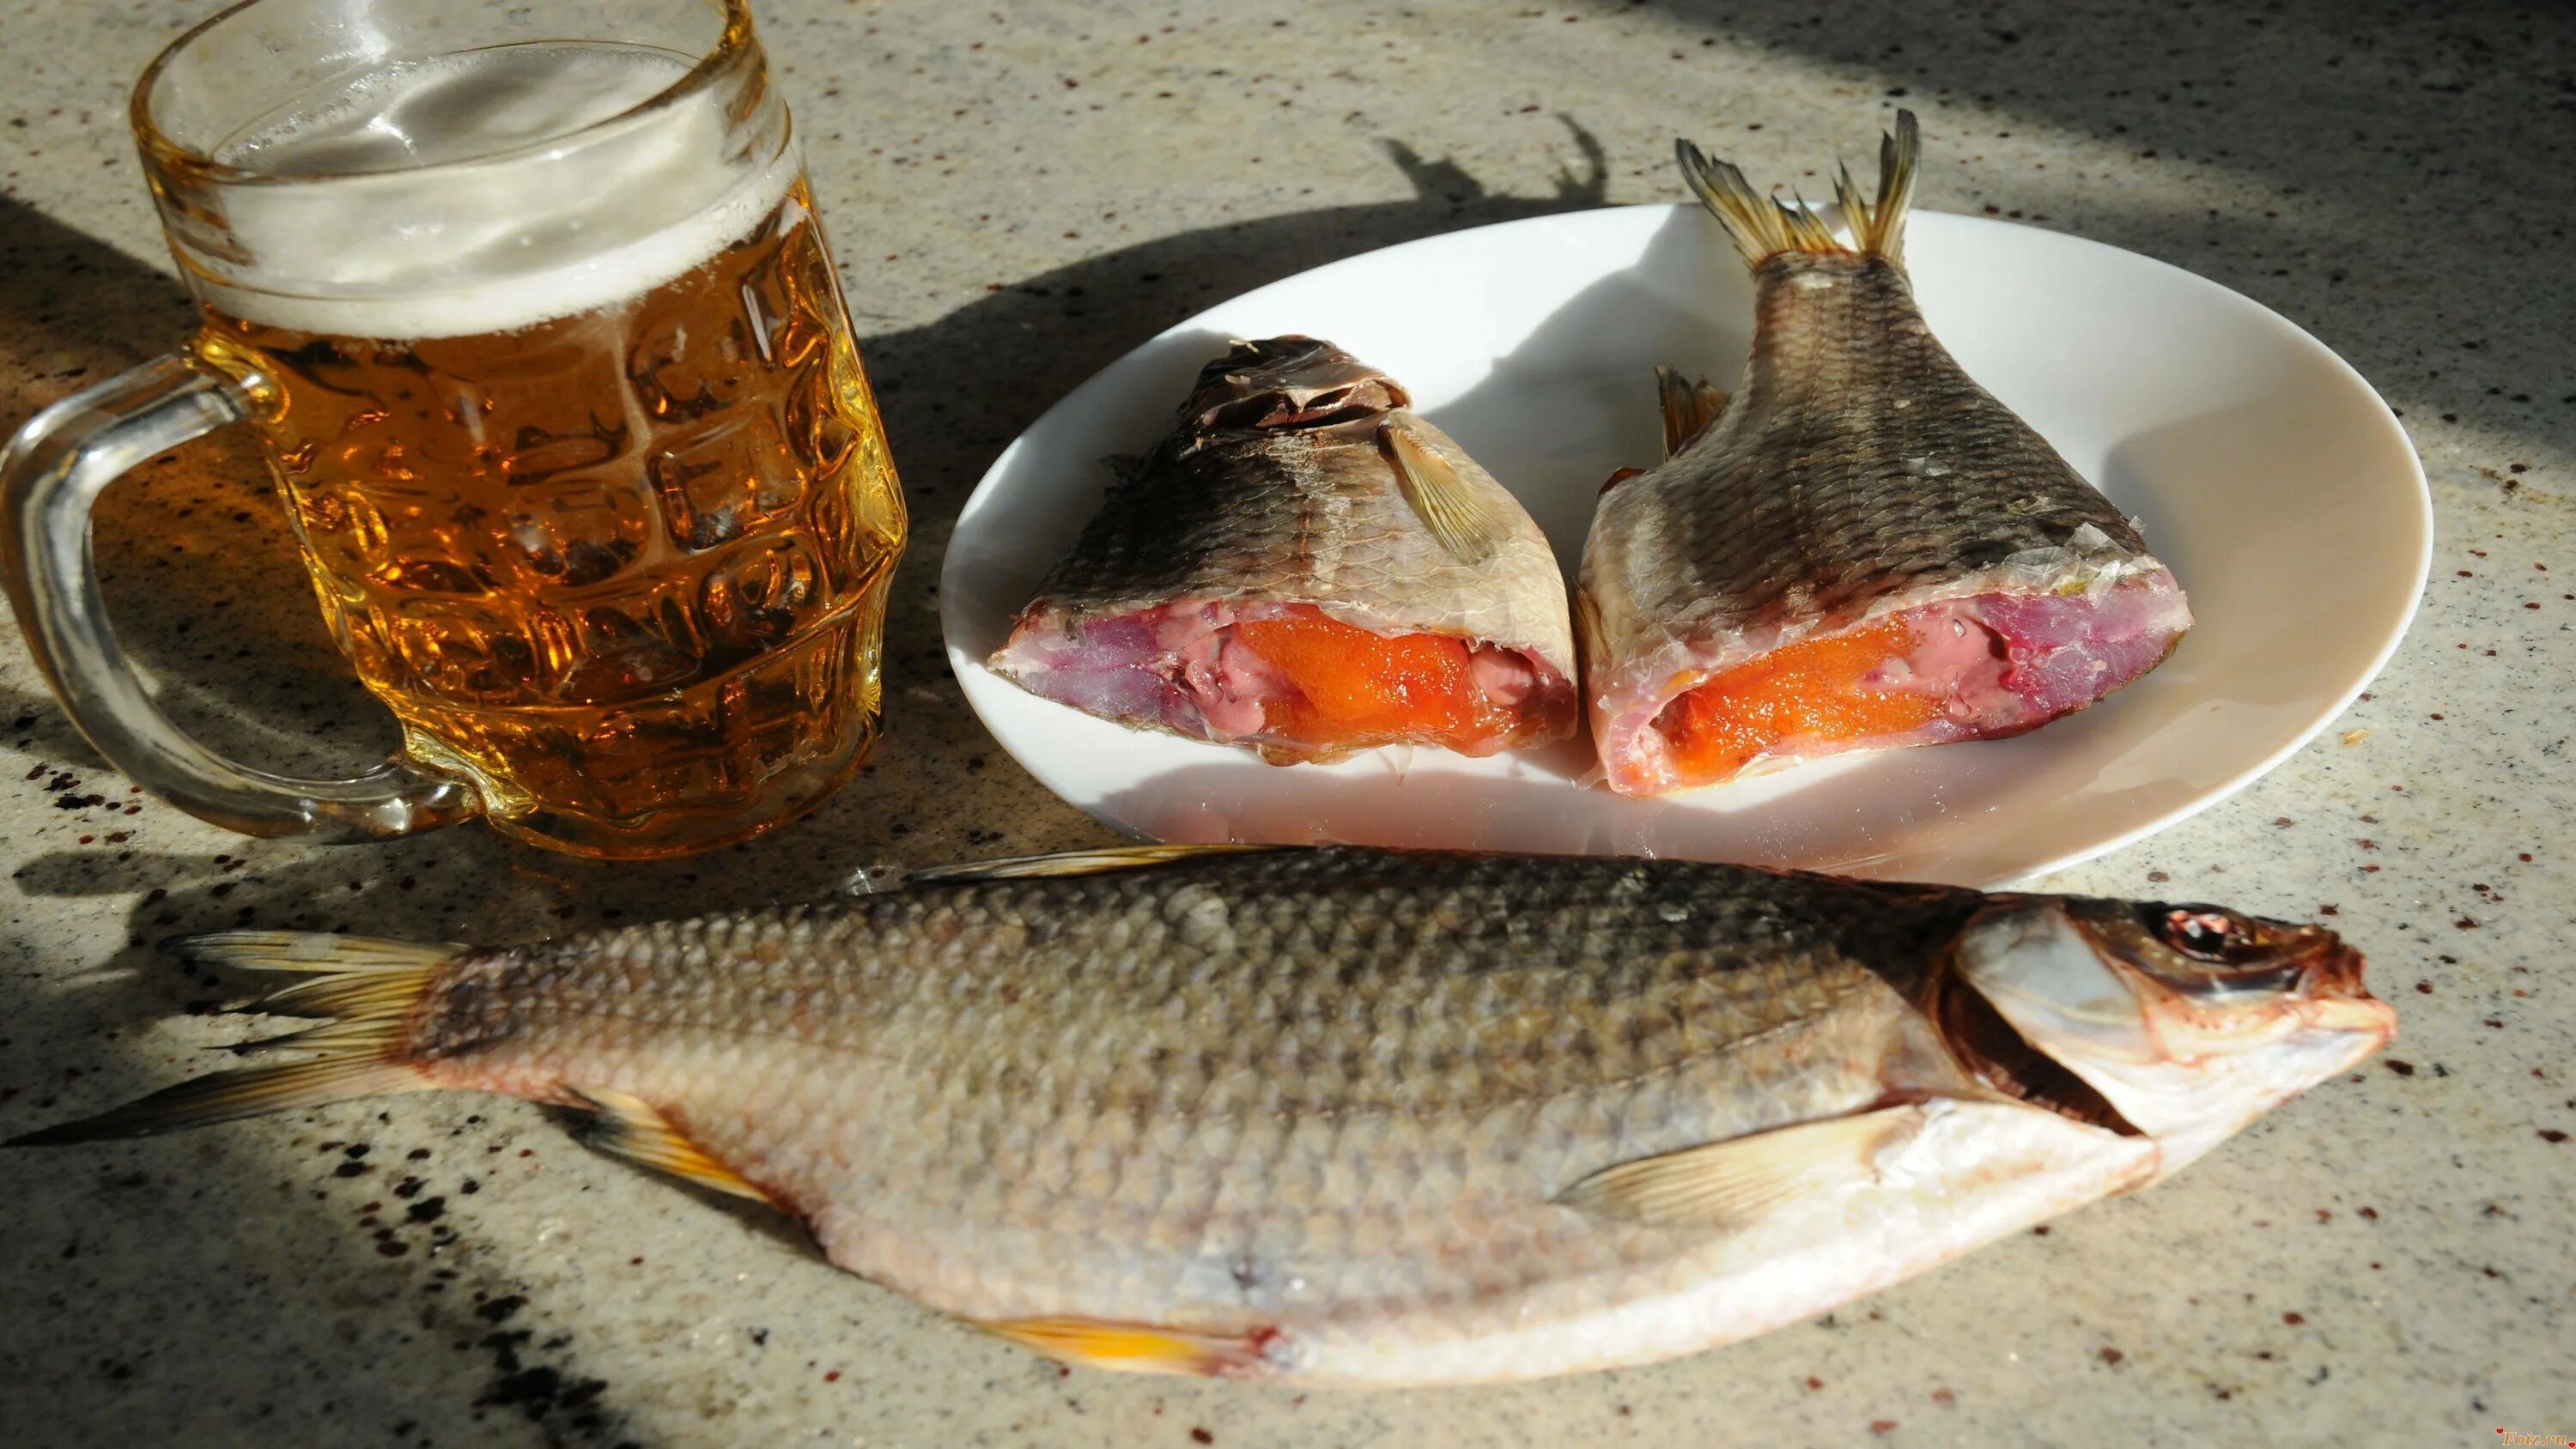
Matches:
[2147,906,2255,962]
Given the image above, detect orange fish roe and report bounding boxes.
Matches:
[1230,606,1513,751]
[1652,615,1945,782]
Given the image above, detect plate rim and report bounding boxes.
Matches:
[937,202,2433,884]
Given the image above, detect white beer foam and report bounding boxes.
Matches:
[193,44,796,341]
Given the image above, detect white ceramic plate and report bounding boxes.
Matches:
[939,205,2429,886]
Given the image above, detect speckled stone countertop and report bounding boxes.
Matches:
[2,1,2567,1444]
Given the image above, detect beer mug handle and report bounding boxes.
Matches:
[1,355,482,841]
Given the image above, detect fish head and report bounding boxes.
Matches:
[1182,336,1407,431]
[1950,896,2397,1181]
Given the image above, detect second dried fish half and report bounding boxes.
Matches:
[993,337,1577,763]
[1580,112,2192,797]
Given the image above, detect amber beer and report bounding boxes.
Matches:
[181,43,906,856]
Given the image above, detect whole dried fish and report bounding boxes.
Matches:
[1580,113,2192,796]
[13,845,2391,1386]
[991,337,1577,762]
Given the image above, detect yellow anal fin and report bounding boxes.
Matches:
[568,1087,775,1207]
[907,843,1281,884]
[1655,366,1732,455]
[1379,413,1508,565]
[980,1316,1287,1379]
[1554,1103,1929,1228]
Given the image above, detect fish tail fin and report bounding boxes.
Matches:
[1674,138,1806,267]
[1837,108,1920,266]
[1678,109,1920,268]
[5,932,457,1146]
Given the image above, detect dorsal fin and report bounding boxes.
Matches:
[1655,367,1732,455]
[1677,110,1921,270]
[907,843,1283,885]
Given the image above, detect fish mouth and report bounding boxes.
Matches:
[2150,925,2399,1053]
[2290,938,2400,1042]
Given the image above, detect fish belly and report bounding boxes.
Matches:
[993,599,1577,762]
[1281,1100,2157,1386]
[1609,572,2190,791]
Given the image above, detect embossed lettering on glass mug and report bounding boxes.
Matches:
[0,0,906,858]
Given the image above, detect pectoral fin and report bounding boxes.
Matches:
[1655,366,1732,455]
[568,1086,775,1207]
[1380,414,1508,565]
[980,1316,1286,1379]
[1553,1104,1929,1228]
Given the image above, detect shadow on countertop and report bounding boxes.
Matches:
[1624,0,2574,457]
[0,131,1616,1448]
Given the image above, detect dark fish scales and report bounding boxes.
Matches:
[12,845,2391,1385]
[991,337,1577,763]
[1581,113,2192,796]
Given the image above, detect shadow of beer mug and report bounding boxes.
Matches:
[0,0,907,858]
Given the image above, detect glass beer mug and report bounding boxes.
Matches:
[0,0,907,858]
